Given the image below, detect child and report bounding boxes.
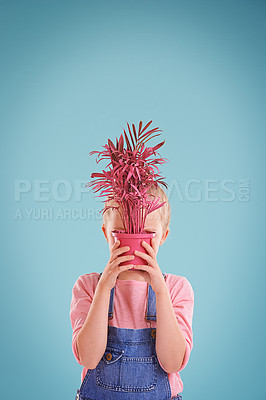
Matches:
[70,185,194,400]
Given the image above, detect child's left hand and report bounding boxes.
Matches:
[133,238,167,295]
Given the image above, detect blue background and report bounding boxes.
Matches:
[1,0,265,399]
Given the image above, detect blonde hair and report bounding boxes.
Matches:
[102,183,171,233]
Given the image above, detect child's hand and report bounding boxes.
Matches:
[133,238,167,295]
[99,240,135,291]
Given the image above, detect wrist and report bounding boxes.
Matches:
[96,280,112,295]
[155,279,169,296]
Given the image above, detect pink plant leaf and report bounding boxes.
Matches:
[135,167,141,180]
[138,127,163,142]
[126,122,136,149]
[138,134,161,148]
[138,121,142,135]
[126,169,133,181]
[122,162,130,173]
[131,184,142,197]
[132,123,137,142]
[140,120,153,135]
[123,129,132,152]
[88,150,101,157]
[149,201,167,213]
[90,172,105,178]
[118,134,124,152]
[152,140,165,152]
[108,139,116,152]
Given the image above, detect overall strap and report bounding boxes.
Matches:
[98,272,114,320]
[98,272,167,322]
[145,272,166,325]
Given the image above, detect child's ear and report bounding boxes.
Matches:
[101,224,109,242]
[159,228,170,245]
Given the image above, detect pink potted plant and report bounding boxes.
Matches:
[85,120,169,270]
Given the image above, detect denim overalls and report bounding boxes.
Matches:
[75,272,183,400]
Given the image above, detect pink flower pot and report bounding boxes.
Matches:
[111,230,156,271]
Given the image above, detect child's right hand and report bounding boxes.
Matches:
[98,240,135,291]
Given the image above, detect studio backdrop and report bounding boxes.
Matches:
[1,1,265,399]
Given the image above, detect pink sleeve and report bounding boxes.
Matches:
[70,275,94,365]
[172,277,194,372]
[158,276,194,373]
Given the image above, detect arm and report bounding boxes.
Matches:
[133,240,193,374]
[76,281,110,370]
[73,242,135,370]
[155,284,187,373]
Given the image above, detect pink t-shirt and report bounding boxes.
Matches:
[70,272,194,396]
